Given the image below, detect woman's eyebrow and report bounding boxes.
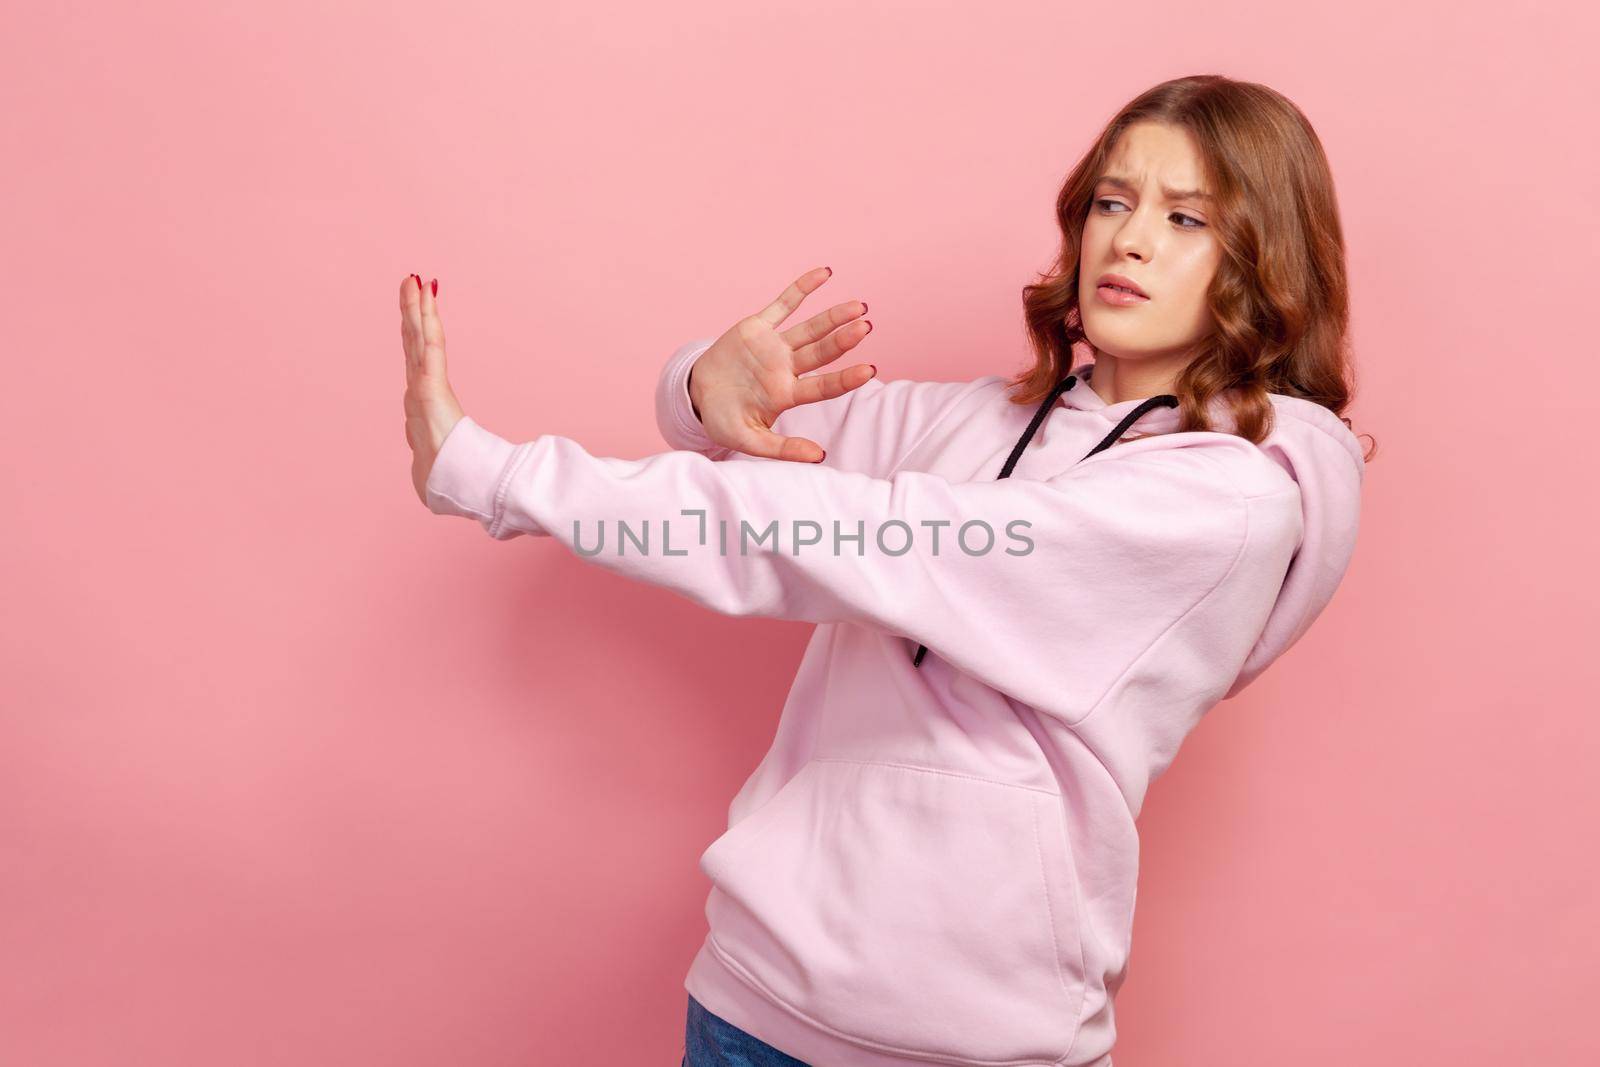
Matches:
[1096,174,1214,202]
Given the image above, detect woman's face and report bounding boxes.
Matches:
[1077,121,1222,365]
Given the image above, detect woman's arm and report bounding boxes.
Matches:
[424,412,1302,716]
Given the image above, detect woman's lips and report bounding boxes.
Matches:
[1096,284,1150,307]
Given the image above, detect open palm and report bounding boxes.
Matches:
[398,273,465,505]
[687,266,877,463]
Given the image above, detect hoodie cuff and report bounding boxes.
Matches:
[656,337,718,451]
[423,415,524,528]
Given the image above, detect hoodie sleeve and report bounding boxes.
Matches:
[654,337,979,478]
[425,414,1304,716]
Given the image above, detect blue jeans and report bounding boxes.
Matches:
[681,993,809,1066]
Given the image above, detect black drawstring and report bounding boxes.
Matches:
[910,376,1180,668]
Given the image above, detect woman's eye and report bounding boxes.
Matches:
[1094,198,1206,230]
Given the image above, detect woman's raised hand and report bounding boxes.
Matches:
[687,267,876,463]
[399,273,466,505]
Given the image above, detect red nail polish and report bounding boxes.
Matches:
[825,266,833,276]
[860,302,868,314]
[431,279,438,296]
[864,320,873,332]
[414,274,422,291]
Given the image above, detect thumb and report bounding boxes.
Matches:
[735,427,826,464]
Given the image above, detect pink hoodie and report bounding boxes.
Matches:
[424,337,1365,1066]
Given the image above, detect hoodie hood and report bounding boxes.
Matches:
[1058,361,1366,699]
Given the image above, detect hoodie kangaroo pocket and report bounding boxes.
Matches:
[698,758,1087,1064]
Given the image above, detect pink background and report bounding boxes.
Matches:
[4,2,1596,1063]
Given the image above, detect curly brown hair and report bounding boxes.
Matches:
[1013,74,1377,462]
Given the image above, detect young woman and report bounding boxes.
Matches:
[399,75,1370,1067]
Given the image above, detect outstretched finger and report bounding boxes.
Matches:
[791,314,873,376]
[400,274,425,370]
[754,266,831,330]
[792,363,878,409]
[782,299,869,371]
[418,276,448,378]
[399,276,417,369]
